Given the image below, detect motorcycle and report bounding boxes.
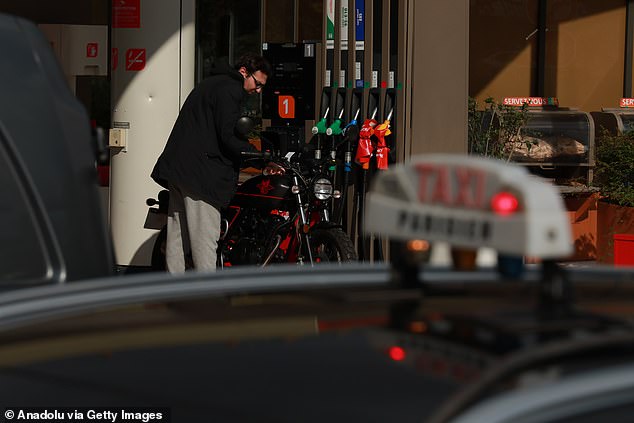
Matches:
[145,118,358,270]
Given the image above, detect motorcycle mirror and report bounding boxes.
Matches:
[235,116,255,139]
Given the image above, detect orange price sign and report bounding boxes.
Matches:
[278,95,295,119]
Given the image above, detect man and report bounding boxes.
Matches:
[151,52,271,273]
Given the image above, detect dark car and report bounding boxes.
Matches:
[0,263,633,422]
[0,13,113,288]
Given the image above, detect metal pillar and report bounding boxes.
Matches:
[625,0,634,97]
[408,0,469,155]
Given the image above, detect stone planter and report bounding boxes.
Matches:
[596,201,634,264]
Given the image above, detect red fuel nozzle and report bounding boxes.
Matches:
[374,120,391,170]
[355,118,377,169]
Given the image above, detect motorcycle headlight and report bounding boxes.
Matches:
[313,178,333,200]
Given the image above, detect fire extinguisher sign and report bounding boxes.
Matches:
[278,95,295,119]
[86,43,98,58]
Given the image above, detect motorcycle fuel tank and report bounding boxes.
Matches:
[233,174,294,209]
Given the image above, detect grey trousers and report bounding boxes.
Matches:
[166,183,221,273]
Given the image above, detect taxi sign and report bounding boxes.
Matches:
[364,155,572,258]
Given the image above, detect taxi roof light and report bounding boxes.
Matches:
[364,154,573,259]
[491,191,519,216]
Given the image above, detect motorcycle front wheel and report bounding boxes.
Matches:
[308,228,358,263]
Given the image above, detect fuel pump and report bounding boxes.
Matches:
[326,109,344,180]
[383,88,399,262]
[333,107,360,225]
[311,107,329,161]
[353,111,378,261]
[383,88,397,164]
[371,90,398,260]
[262,43,317,153]
[323,90,347,215]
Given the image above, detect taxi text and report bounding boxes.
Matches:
[397,209,491,241]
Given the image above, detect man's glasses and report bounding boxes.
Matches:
[250,74,265,89]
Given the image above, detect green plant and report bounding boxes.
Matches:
[468,97,529,161]
[594,130,634,207]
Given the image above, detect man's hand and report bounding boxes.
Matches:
[263,162,285,175]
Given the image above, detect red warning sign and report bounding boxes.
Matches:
[86,43,98,58]
[278,95,295,119]
[113,0,141,29]
[125,48,146,71]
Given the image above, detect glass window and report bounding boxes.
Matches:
[196,0,262,80]
[196,0,262,117]
[0,131,49,283]
[298,0,322,42]
[265,0,294,43]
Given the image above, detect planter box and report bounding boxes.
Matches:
[564,193,598,261]
[614,234,634,266]
[596,201,634,264]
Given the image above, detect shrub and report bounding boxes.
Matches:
[468,97,529,161]
[594,130,634,207]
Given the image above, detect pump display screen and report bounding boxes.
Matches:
[364,154,572,258]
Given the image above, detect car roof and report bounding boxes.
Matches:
[0,264,633,421]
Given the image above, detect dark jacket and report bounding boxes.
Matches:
[151,69,257,209]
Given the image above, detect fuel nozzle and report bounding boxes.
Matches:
[326,119,343,136]
[343,120,359,140]
[341,120,358,173]
[355,118,378,169]
[311,117,328,135]
[326,119,343,171]
[311,116,329,160]
[374,119,391,170]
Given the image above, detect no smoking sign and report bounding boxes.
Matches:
[125,48,146,71]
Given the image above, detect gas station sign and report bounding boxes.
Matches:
[113,0,141,29]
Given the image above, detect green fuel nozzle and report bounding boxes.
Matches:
[326,119,343,136]
[311,118,328,135]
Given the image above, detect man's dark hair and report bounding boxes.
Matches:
[234,52,272,77]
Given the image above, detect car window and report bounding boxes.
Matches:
[0,130,49,283]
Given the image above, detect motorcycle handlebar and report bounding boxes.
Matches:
[240,150,272,160]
